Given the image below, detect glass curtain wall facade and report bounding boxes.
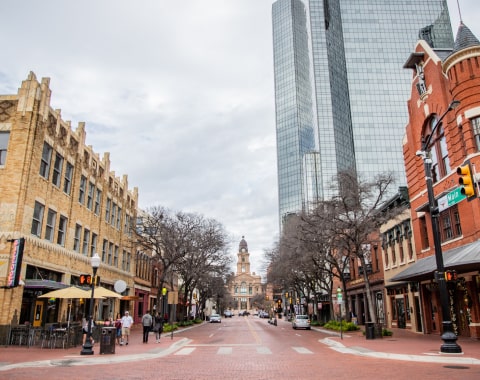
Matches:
[272,0,454,228]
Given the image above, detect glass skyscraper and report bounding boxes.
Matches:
[272,0,454,227]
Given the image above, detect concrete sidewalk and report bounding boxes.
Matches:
[315,325,480,365]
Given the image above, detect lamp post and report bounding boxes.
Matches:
[80,253,101,355]
[416,99,462,353]
[337,287,343,340]
[162,287,168,321]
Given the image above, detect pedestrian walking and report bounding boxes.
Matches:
[121,310,133,345]
[114,312,122,345]
[142,310,153,343]
[153,312,164,343]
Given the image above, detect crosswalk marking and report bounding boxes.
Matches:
[217,347,232,355]
[175,347,196,355]
[292,347,313,354]
[256,346,272,354]
[176,346,311,356]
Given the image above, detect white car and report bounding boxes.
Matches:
[210,314,221,323]
[292,315,311,330]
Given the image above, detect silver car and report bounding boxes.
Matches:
[210,313,221,323]
[292,315,310,330]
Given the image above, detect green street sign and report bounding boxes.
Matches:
[438,187,466,212]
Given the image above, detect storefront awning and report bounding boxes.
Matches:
[390,239,480,282]
[24,279,68,290]
[121,295,141,301]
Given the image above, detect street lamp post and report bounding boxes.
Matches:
[80,253,101,355]
[337,287,343,340]
[416,100,462,354]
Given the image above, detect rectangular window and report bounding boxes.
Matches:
[0,131,10,165]
[440,205,462,242]
[126,252,131,271]
[102,239,108,262]
[63,162,73,195]
[105,198,111,223]
[94,189,102,215]
[108,242,113,265]
[57,215,67,246]
[124,214,131,235]
[471,116,480,151]
[31,201,45,236]
[419,216,429,250]
[116,207,122,229]
[73,224,82,252]
[87,182,95,210]
[90,233,97,257]
[78,175,86,205]
[82,228,90,255]
[52,153,64,187]
[39,142,53,179]
[122,250,127,271]
[44,208,57,242]
[114,246,119,267]
[111,203,117,226]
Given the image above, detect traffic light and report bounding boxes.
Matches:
[457,163,476,198]
[445,270,458,282]
[79,274,92,285]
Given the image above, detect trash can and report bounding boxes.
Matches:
[365,322,375,340]
[100,327,116,354]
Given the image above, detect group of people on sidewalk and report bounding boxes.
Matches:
[81,309,164,348]
[141,310,164,344]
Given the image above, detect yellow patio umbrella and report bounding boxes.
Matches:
[38,286,102,299]
[93,286,123,299]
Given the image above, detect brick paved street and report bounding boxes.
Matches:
[1,317,479,379]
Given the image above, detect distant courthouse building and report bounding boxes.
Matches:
[227,237,262,311]
[0,72,138,327]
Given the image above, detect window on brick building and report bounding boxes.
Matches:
[105,198,111,223]
[73,224,82,252]
[419,216,429,250]
[31,201,45,237]
[52,153,64,188]
[44,209,57,242]
[0,131,9,165]
[102,239,108,262]
[440,205,462,242]
[91,233,97,257]
[424,117,451,183]
[57,215,67,246]
[95,189,102,215]
[114,245,119,267]
[87,182,94,210]
[78,175,86,205]
[472,116,480,151]
[64,162,73,195]
[82,229,90,255]
[39,142,53,179]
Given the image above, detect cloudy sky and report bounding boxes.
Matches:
[1,1,479,276]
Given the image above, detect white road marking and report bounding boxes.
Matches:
[292,347,313,354]
[217,347,232,355]
[174,347,196,355]
[256,346,272,354]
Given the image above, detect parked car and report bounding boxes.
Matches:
[238,310,250,316]
[259,311,269,318]
[292,315,311,330]
[224,310,233,318]
[210,313,221,323]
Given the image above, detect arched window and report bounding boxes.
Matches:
[424,116,451,183]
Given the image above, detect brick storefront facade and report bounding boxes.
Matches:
[0,72,138,327]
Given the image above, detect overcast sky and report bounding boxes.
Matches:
[1,1,479,276]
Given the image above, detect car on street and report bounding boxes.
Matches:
[238,310,250,316]
[210,313,221,323]
[259,311,269,318]
[292,315,311,330]
[224,310,233,318]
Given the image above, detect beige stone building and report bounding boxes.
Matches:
[0,72,138,327]
[227,237,263,312]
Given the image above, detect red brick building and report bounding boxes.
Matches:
[395,23,480,338]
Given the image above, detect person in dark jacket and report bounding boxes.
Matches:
[141,310,153,343]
